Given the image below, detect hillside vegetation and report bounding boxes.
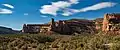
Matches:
[0,33,120,50]
[0,26,20,34]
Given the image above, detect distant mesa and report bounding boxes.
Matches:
[22,18,96,35]
[0,13,119,35]
[22,13,120,35]
[0,26,20,34]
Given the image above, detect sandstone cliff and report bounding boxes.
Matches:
[52,19,97,35]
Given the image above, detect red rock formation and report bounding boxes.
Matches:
[102,13,120,32]
[22,18,96,34]
[22,24,50,34]
[94,18,103,30]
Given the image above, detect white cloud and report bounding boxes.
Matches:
[78,2,117,12]
[52,1,71,8]
[2,4,14,9]
[62,8,75,16]
[62,11,72,16]
[40,1,117,16]
[0,8,13,14]
[63,8,79,13]
[40,5,59,16]
[24,13,29,16]
[41,15,48,17]
[40,0,79,16]
[62,2,117,16]
[69,0,79,4]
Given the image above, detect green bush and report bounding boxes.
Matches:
[0,33,120,50]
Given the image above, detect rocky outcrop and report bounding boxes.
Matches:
[50,20,72,35]
[22,18,97,35]
[66,19,96,34]
[51,19,96,35]
[94,18,103,30]
[102,13,120,34]
[22,24,50,34]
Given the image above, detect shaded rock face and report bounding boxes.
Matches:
[67,19,96,34]
[22,24,50,34]
[22,18,97,35]
[102,13,120,33]
[51,20,72,35]
[51,19,96,35]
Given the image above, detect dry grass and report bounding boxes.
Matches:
[0,33,120,50]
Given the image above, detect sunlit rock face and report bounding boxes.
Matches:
[102,13,120,33]
[22,18,96,34]
[94,18,103,30]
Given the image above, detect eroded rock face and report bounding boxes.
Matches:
[22,18,97,35]
[102,13,120,33]
[51,19,96,34]
[94,18,103,30]
[66,20,96,34]
[51,20,72,34]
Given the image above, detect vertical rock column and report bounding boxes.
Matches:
[22,24,28,33]
[102,14,109,31]
[49,18,56,31]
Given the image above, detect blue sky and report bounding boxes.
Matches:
[0,0,120,30]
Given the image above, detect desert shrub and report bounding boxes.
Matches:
[26,34,55,43]
[0,33,120,50]
[43,34,120,50]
